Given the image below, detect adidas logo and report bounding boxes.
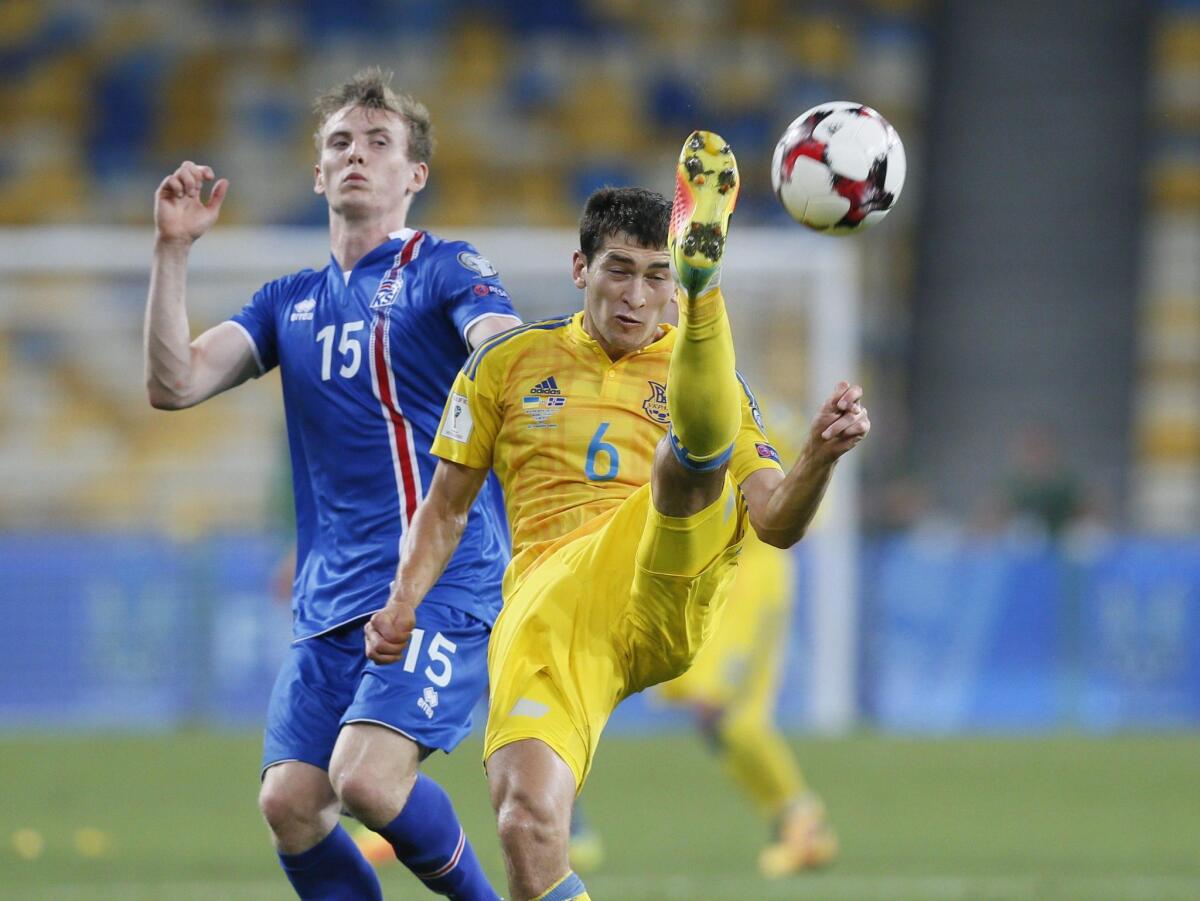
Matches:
[528,376,562,396]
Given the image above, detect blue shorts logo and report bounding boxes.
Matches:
[418,686,439,719]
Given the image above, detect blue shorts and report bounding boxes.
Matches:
[261,601,490,775]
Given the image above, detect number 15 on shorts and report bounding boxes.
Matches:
[401,629,457,688]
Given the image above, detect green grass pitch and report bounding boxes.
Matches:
[1,732,1198,899]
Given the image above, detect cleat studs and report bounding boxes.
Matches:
[720,144,732,155]
[695,174,705,185]
[684,155,704,179]
[688,134,705,150]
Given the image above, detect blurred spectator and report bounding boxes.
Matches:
[999,425,1089,541]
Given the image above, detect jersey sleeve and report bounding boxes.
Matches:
[434,241,520,345]
[228,278,282,374]
[730,372,785,484]
[430,354,504,470]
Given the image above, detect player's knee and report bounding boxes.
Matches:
[258,779,321,836]
[329,724,421,826]
[495,791,564,859]
[650,436,727,518]
[331,760,417,827]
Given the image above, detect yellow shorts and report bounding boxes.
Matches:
[657,534,794,716]
[483,478,747,790]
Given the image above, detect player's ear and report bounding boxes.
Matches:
[571,250,588,289]
[407,161,429,195]
[314,163,325,196]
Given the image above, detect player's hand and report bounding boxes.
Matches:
[364,600,417,665]
[807,381,870,464]
[154,162,228,246]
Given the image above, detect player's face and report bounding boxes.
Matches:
[314,105,427,219]
[574,235,676,360]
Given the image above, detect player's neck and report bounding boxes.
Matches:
[328,211,408,272]
[582,312,665,362]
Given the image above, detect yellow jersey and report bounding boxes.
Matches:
[431,311,783,586]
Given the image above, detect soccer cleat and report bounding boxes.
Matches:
[669,130,739,298]
[567,804,605,874]
[349,820,396,867]
[757,792,839,877]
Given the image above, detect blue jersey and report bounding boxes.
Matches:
[231,229,517,640]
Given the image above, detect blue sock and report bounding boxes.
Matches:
[277,822,382,900]
[378,773,500,901]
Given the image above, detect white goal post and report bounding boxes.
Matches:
[0,225,861,732]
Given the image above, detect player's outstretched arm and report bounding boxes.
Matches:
[144,162,255,410]
[365,460,490,664]
[741,381,870,549]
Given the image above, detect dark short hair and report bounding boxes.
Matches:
[313,66,434,164]
[579,187,670,264]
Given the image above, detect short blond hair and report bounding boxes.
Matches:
[312,66,434,164]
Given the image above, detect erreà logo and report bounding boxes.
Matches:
[290,298,316,322]
[528,377,561,396]
[643,381,669,423]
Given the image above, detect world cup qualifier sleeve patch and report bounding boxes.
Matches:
[440,393,474,443]
[457,251,498,278]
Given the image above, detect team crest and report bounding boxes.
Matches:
[371,248,407,308]
[643,381,670,423]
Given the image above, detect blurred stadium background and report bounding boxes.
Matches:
[2,0,1199,898]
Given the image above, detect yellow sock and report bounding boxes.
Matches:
[719,717,806,818]
[667,286,741,469]
[531,870,590,900]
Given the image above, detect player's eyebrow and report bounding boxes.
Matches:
[604,251,670,270]
[325,126,393,143]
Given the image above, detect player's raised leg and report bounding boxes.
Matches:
[487,740,591,901]
[654,130,744,518]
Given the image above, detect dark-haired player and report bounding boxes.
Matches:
[367,133,869,900]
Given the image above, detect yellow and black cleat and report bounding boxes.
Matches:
[669,130,739,297]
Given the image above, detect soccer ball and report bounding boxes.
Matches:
[771,102,906,234]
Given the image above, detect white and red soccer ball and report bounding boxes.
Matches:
[771,102,906,234]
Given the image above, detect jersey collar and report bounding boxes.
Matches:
[334,229,419,283]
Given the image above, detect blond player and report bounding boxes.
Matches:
[366,131,870,901]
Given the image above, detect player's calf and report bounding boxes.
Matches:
[260,762,384,899]
[488,740,584,900]
[332,725,500,900]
